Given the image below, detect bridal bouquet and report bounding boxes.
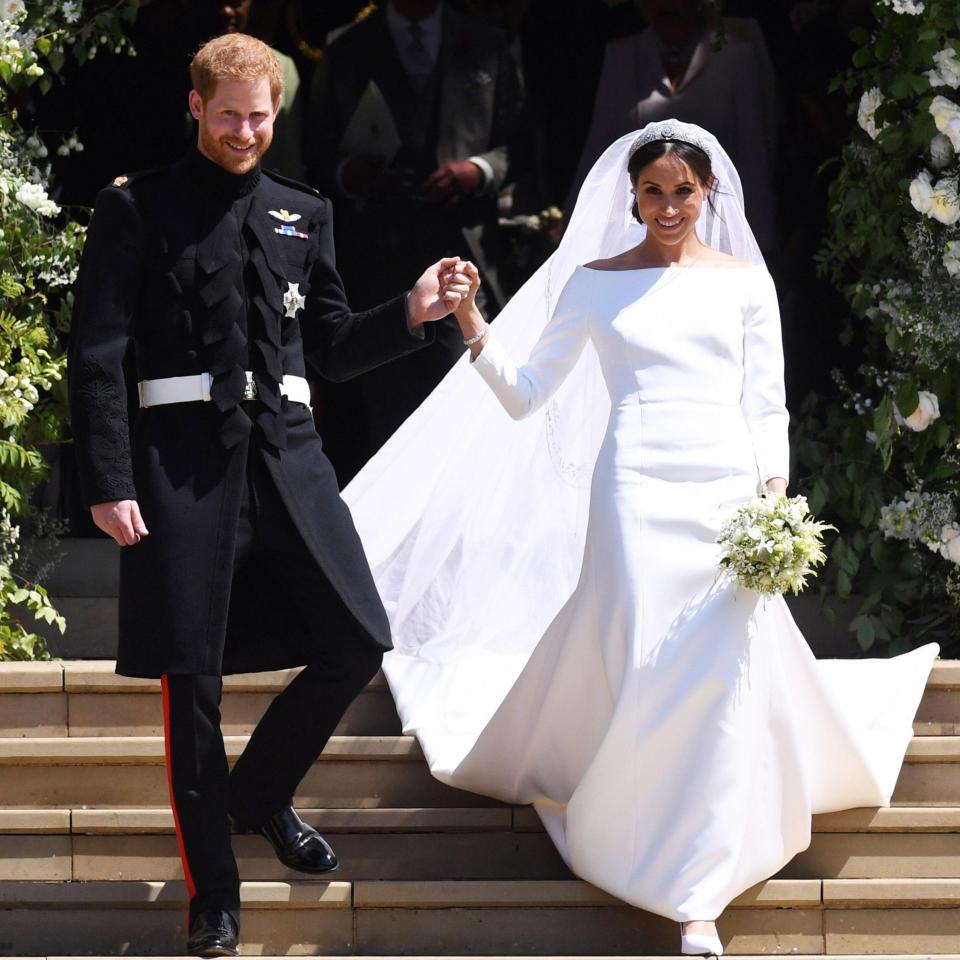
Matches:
[717,494,834,597]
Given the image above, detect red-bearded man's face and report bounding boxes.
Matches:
[188,75,278,175]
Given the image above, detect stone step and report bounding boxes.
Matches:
[0,736,495,809]
[4,815,960,883]
[3,798,960,888]
[0,878,957,955]
[0,735,956,808]
[0,663,401,738]
[1,660,956,739]
[4,804,958,836]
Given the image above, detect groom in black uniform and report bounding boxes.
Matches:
[69,32,460,958]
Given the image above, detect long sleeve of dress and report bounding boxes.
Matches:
[740,269,790,484]
[472,267,591,420]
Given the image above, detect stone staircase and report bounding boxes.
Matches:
[0,659,958,956]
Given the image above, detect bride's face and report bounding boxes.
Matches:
[633,155,711,247]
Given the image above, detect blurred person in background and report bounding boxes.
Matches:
[569,0,778,255]
[304,0,525,482]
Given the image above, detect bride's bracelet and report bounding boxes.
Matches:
[463,324,489,346]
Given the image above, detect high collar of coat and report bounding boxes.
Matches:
[187,146,262,200]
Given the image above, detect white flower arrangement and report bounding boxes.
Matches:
[931,132,954,168]
[930,95,960,151]
[884,0,925,13]
[717,494,833,597]
[927,47,960,89]
[910,169,934,214]
[879,489,956,551]
[858,87,887,140]
[940,523,960,564]
[944,240,960,276]
[902,390,940,431]
[930,176,960,224]
[14,181,59,217]
[910,168,960,223]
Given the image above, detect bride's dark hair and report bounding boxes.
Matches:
[627,140,719,223]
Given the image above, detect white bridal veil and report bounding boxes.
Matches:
[343,122,765,768]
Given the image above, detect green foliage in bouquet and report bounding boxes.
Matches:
[0,0,136,659]
[798,0,960,655]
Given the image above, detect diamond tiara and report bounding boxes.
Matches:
[629,123,713,163]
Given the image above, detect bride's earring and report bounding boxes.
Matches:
[633,193,643,223]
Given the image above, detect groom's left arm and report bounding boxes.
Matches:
[303,199,438,383]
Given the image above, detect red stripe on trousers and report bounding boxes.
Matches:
[160,675,197,900]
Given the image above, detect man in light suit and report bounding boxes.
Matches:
[305,0,525,480]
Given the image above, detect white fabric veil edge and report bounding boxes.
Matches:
[342,122,765,771]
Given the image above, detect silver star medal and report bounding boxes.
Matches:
[284,282,306,318]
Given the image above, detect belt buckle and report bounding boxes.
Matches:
[243,371,258,401]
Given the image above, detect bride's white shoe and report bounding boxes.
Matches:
[680,922,724,957]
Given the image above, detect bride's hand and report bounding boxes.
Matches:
[443,261,488,356]
[453,261,481,316]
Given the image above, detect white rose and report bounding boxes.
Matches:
[910,169,934,214]
[930,95,960,152]
[14,182,59,217]
[890,0,925,12]
[929,177,960,224]
[944,240,960,277]
[931,132,954,169]
[927,47,960,89]
[940,525,960,564]
[858,87,886,140]
[904,391,941,432]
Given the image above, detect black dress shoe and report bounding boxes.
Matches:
[236,804,339,875]
[187,909,239,958]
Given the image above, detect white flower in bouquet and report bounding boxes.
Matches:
[944,240,960,277]
[910,169,935,215]
[927,47,960,89]
[903,390,941,431]
[717,494,833,597]
[858,87,887,140]
[929,177,960,224]
[931,133,955,169]
[930,96,960,152]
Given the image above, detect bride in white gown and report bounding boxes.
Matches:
[343,122,938,956]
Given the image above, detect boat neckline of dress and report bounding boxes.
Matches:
[579,263,763,273]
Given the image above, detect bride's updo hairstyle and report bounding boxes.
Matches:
[627,139,719,223]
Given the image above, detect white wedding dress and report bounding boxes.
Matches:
[344,124,938,924]
[348,266,937,920]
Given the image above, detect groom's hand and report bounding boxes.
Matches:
[407,256,472,327]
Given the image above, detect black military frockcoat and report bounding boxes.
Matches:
[69,149,431,678]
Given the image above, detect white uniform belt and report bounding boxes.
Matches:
[137,372,311,409]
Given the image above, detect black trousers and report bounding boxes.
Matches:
[161,451,383,926]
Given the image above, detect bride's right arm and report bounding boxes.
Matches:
[454,263,590,421]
